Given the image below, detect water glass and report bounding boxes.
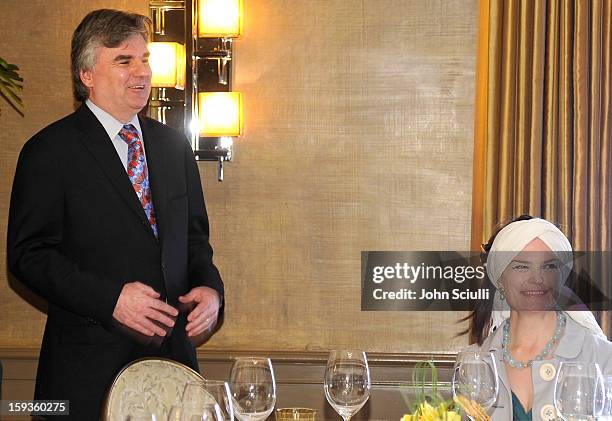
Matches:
[182,380,234,420]
[554,362,604,420]
[452,350,498,420]
[167,403,223,421]
[323,350,371,421]
[229,357,277,421]
[600,375,612,420]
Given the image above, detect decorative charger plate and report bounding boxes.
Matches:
[103,357,209,420]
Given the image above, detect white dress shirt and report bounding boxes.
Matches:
[85,99,147,170]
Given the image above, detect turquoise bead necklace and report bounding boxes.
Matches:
[502,311,566,369]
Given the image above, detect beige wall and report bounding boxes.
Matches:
[0,0,477,354]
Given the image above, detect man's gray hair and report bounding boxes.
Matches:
[71,9,152,102]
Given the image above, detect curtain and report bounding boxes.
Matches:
[471,0,612,331]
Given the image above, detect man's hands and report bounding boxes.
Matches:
[112,283,221,339]
[179,286,221,337]
[112,282,178,336]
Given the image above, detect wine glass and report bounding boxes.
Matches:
[600,375,612,420]
[180,381,227,421]
[554,362,604,420]
[229,357,277,421]
[323,350,371,421]
[167,403,223,421]
[452,350,498,420]
[179,380,234,420]
[201,380,235,420]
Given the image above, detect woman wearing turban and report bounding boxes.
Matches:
[466,216,612,421]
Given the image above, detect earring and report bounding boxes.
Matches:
[498,287,506,301]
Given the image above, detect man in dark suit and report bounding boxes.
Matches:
[7,9,224,420]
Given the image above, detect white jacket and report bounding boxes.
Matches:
[472,314,612,421]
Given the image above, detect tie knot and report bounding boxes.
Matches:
[119,124,139,145]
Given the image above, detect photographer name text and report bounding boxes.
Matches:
[372,287,490,301]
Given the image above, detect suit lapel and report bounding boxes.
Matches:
[74,105,150,226]
[139,115,168,243]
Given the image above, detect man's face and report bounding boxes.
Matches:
[80,34,151,123]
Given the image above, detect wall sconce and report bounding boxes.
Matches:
[147,2,187,133]
[196,0,242,85]
[148,0,243,181]
[195,92,241,166]
[149,42,186,89]
[198,92,243,136]
[198,0,243,37]
[148,42,185,125]
[191,0,243,180]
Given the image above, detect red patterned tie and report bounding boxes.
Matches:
[118,124,158,238]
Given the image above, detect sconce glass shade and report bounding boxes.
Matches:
[198,92,243,137]
[198,0,243,38]
[148,42,186,89]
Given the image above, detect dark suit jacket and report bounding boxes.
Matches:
[7,104,224,420]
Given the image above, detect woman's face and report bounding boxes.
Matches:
[499,238,562,312]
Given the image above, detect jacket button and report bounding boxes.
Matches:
[540,404,556,420]
[539,363,556,381]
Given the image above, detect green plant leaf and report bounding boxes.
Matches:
[0,82,24,116]
[407,360,458,417]
[0,56,24,116]
[0,74,22,92]
[7,77,23,89]
[0,81,20,100]
[0,68,23,82]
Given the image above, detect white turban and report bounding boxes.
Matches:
[487,218,605,338]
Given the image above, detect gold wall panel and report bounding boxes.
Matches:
[200,0,478,352]
[0,0,477,353]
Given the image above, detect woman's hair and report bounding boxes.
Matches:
[460,214,534,345]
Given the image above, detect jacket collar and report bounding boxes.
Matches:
[553,314,585,359]
[73,105,158,241]
[482,322,511,400]
[481,312,583,399]
[484,311,583,355]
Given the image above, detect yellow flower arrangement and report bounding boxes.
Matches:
[400,361,462,421]
[400,401,461,421]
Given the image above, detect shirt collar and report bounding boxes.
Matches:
[85,99,142,140]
